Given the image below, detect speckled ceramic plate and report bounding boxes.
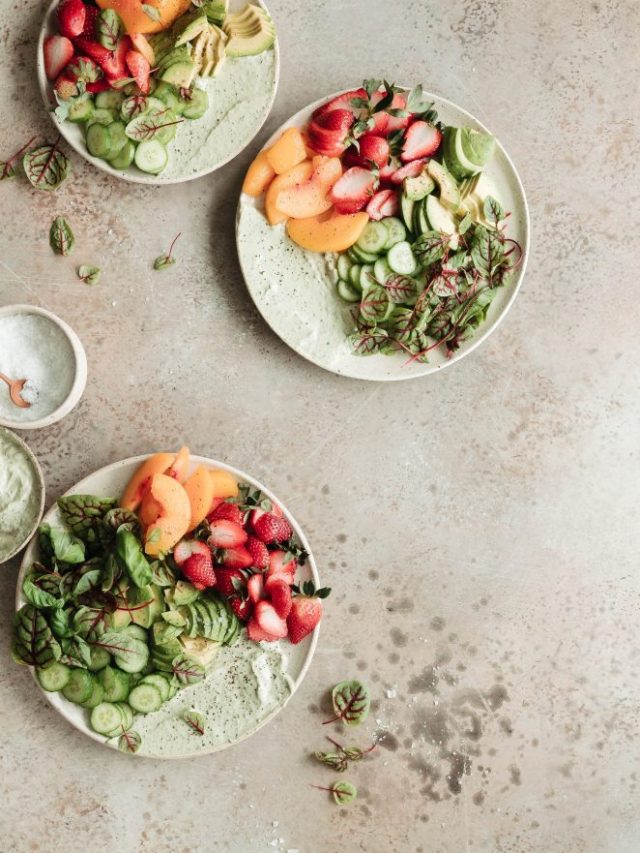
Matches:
[236,89,530,381]
[37,0,279,184]
[15,455,320,758]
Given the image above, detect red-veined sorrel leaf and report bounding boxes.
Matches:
[121,95,149,121]
[118,730,141,753]
[141,3,161,22]
[125,109,183,142]
[23,141,69,190]
[1,135,37,180]
[77,265,101,285]
[94,631,147,660]
[348,327,391,356]
[49,216,75,255]
[97,8,123,52]
[412,230,448,266]
[324,680,370,726]
[183,710,205,735]
[381,274,417,303]
[312,780,358,805]
[172,655,205,685]
[12,605,61,667]
[359,284,390,324]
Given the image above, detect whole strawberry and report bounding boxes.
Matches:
[287,581,331,644]
[251,508,292,544]
[214,566,246,598]
[207,501,244,526]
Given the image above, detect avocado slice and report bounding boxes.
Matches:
[427,159,460,210]
[201,0,228,25]
[192,26,212,70]
[179,635,221,670]
[404,170,436,202]
[161,60,198,89]
[225,27,275,57]
[158,45,193,71]
[426,195,459,249]
[173,580,200,606]
[224,4,275,56]
[443,126,482,181]
[174,10,209,47]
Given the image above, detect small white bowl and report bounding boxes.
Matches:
[0,426,45,563]
[0,304,87,430]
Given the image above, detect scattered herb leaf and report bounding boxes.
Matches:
[24,139,70,190]
[324,680,370,726]
[312,780,358,806]
[118,730,142,753]
[153,232,181,270]
[49,217,75,256]
[77,264,101,285]
[182,709,205,735]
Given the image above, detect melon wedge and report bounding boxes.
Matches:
[121,452,175,511]
[274,156,342,219]
[166,445,190,483]
[184,465,215,532]
[265,128,307,175]
[243,149,276,197]
[140,473,191,556]
[265,160,313,225]
[287,210,369,253]
[209,469,239,500]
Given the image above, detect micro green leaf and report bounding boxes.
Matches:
[183,709,206,735]
[77,264,101,285]
[12,605,61,667]
[49,217,75,256]
[324,680,370,726]
[153,232,181,270]
[171,655,205,685]
[118,730,142,753]
[141,3,162,21]
[312,780,358,805]
[97,8,123,51]
[24,140,70,190]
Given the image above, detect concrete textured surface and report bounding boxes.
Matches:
[1,0,639,851]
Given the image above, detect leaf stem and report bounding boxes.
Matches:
[2,135,37,179]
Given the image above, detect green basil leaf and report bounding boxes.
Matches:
[50,607,74,639]
[49,217,75,256]
[115,525,152,588]
[22,577,59,609]
[60,634,92,667]
[49,527,85,564]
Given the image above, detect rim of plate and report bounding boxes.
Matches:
[236,88,530,381]
[0,303,88,430]
[0,427,45,563]
[16,454,320,758]
[36,0,280,185]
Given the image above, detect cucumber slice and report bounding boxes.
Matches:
[145,96,170,113]
[95,90,125,112]
[105,121,127,161]
[113,638,149,673]
[86,123,112,159]
[114,702,134,732]
[382,217,406,249]
[349,244,379,264]
[336,254,353,282]
[181,87,209,120]
[109,140,135,171]
[337,279,360,303]
[62,669,94,704]
[140,673,171,702]
[387,241,417,275]
[87,108,116,127]
[123,624,148,642]
[134,140,168,175]
[400,193,415,233]
[99,666,131,702]
[359,264,375,291]
[374,257,393,284]
[67,95,94,123]
[36,662,70,692]
[90,701,123,736]
[129,683,162,714]
[152,83,184,115]
[87,645,111,672]
[355,220,388,255]
[81,680,105,709]
[348,264,362,287]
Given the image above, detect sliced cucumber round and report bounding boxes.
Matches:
[382,217,407,249]
[348,264,362,288]
[81,680,105,709]
[67,95,94,124]
[387,241,417,275]
[36,661,70,692]
[87,108,116,127]
[109,140,136,171]
[336,254,353,282]
[356,220,388,255]
[104,121,127,162]
[129,683,162,714]
[359,264,375,291]
[134,140,168,175]
[62,669,94,704]
[91,701,123,736]
[374,257,393,284]
[140,673,171,702]
[87,645,111,672]
[337,279,360,303]
[95,90,125,112]
[99,665,131,702]
[86,122,112,159]
[181,88,208,120]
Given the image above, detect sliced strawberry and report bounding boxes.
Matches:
[80,3,98,38]
[366,188,400,221]
[208,496,224,515]
[251,511,292,545]
[220,546,253,569]
[247,572,265,604]
[347,134,390,170]
[53,74,78,100]
[265,576,292,619]
[230,596,252,622]
[102,36,130,83]
[379,156,401,181]
[316,108,354,133]
[287,595,323,644]
[265,550,297,583]
[307,121,348,158]
[173,539,194,567]
[86,79,111,93]
[385,92,412,134]
[254,600,288,639]
[207,501,243,526]
[57,0,86,39]
[43,35,74,81]
[208,519,248,549]
[247,617,279,643]
[125,49,150,95]
[182,552,216,590]
[246,536,269,569]
[312,88,367,120]
[214,566,246,598]
[329,166,378,214]
[389,158,427,184]
[73,37,110,66]
[369,91,390,135]
[401,121,442,162]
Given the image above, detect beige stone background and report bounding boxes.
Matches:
[1,0,639,851]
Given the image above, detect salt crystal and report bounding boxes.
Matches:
[386,688,397,699]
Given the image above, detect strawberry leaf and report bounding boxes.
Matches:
[49,216,74,256]
[182,709,205,735]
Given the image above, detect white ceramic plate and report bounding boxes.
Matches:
[16,454,319,758]
[37,0,279,184]
[236,89,530,381]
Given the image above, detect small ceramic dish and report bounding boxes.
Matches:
[0,426,45,563]
[0,304,87,430]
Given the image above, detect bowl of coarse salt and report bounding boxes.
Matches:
[0,305,87,430]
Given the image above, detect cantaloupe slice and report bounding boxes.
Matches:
[265,128,307,175]
[287,210,369,252]
[274,156,342,219]
[121,452,176,511]
[141,474,191,556]
[167,445,190,483]
[209,469,239,500]
[96,0,192,34]
[184,465,215,532]
[265,160,313,225]
[243,149,276,197]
